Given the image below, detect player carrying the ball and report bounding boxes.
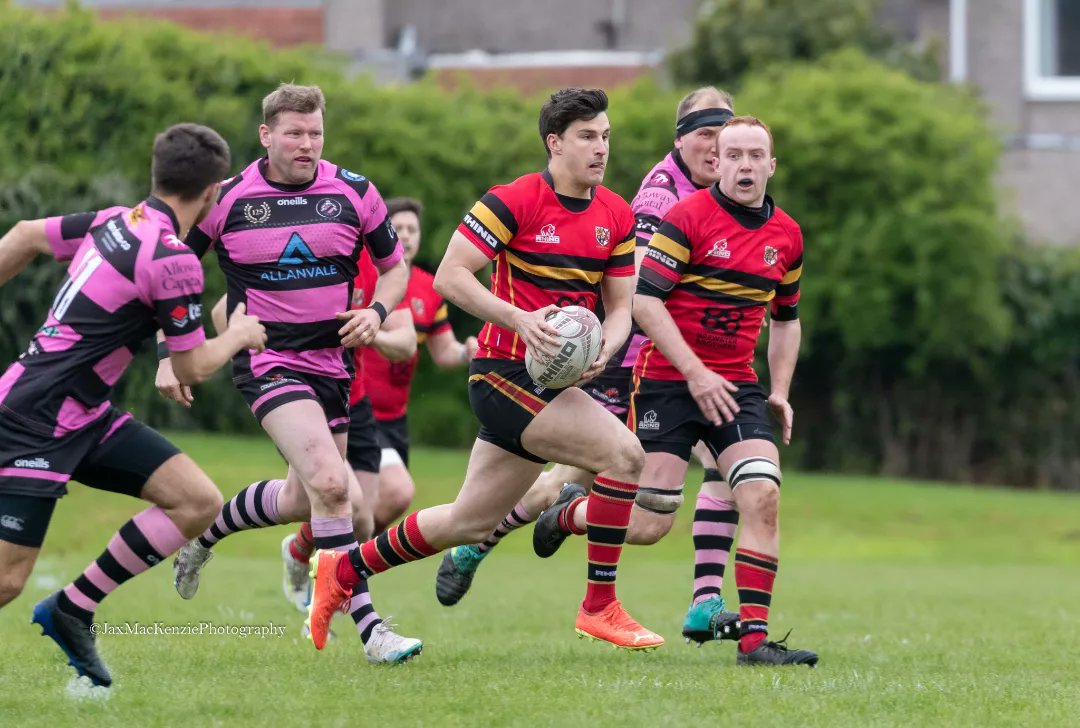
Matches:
[305,88,664,651]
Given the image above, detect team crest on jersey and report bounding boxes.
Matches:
[244,202,271,225]
[126,204,147,226]
[595,226,610,247]
[649,171,672,187]
[341,169,366,183]
[161,233,187,250]
[708,240,731,259]
[411,298,425,316]
[763,246,779,266]
[536,224,560,244]
[316,198,342,219]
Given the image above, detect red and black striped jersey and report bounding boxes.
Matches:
[635,185,803,383]
[457,170,635,361]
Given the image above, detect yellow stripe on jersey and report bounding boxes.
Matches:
[470,201,514,246]
[505,251,603,284]
[611,237,635,258]
[780,264,802,285]
[433,303,449,325]
[649,232,691,265]
[681,274,776,302]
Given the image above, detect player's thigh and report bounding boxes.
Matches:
[378,464,414,504]
[0,494,54,600]
[262,399,344,490]
[449,439,547,530]
[521,387,641,475]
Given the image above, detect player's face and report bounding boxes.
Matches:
[194,182,221,226]
[259,110,324,185]
[716,125,775,208]
[553,113,610,189]
[674,118,726,186]
[391,210,421,265]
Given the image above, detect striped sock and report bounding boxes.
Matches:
[692,495,739,605]
[58,507,187,624]
[558,496,588,536]
[312,516,384,645]
[476,502,532,554]
[735,548,778,653]
[289,521,315,563]
[582,475,637,613]
[197,479,285,548]
[341,511,438,588]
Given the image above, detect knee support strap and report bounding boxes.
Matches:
[635,486,685,514]
[726,457,782,490]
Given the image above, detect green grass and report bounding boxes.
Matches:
[3,432,1079,726]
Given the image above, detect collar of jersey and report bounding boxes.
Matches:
[709,184,774,230]
[540,168,593,213]
[671,149,708,190]
[144,195,181,235]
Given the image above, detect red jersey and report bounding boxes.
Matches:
[348,250,379,406]
[361,266,452,421]
[635,186,803,383]
[457,170,636,361]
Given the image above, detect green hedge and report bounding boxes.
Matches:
[3,4,1077,488]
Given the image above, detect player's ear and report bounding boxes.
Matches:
[204,182,220,205]
[768,158,776,177]
[258,123,272,150]
[547,132,561,156]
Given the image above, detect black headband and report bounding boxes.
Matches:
[675,107,734,137]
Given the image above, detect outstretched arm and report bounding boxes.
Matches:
[0,220,50,286]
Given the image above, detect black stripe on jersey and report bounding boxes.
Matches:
[60,212,98,242]
[681,281,770,307]
[605,249,634,271]
[511,249,607,272]
[771,303,799,321]
[219,173,245,200]
[654,220,691,250]
[508,262,601,294]
[787,253,803,270]
[92,215,142,282]
[479,192,518,237]
[262,320,342,351]
[222,195,361,234]
[185,227,214,259]
[155,294,204,340]
[775,281,799,297]
[687,263,777,293]
[335,168,371,197]
[363,214,400,262]
[635,213,660,235]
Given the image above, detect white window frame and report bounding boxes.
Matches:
[1024,0,1080,100]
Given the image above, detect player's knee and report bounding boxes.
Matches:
[628,512,675,545]
[735,482,780,531]
[381,476,415,516]
[309,466,349,507]
[0,572,27,607]
[606,434,645,478]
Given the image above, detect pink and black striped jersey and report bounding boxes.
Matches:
[0,197,206,436]
[187,158,403,380]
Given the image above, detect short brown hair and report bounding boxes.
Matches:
[675,86,734,123]
[151,123,231,201]
[386,197,423,221]
[538,88,609,158]
[719,115,774,154]
[262,83,326,127]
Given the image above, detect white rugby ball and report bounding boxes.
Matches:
[525,306,602,389]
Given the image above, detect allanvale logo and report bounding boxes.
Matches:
[638,410,660,431]
[262,233,338,283]
[0,515,24,531]
[14,457,51,469]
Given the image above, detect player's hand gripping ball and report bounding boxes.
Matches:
[524,306,602,389]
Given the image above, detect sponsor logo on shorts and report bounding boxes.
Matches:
[259,374,302,391]
[535,224,560,244]
[316,198,342,219]
[244,202,271,225]
[0,515,24,531]
[13,457,51,469]
[638,410,660,431]
[277,197,308,206]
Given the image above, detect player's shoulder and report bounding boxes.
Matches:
[639,155,680,193]
[769,201,803,243]
[485,172,544,205]
[324,159,374,198]
[593,185,634,221]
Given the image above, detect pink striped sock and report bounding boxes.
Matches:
[692,494,739,605]
[198,479,284,547]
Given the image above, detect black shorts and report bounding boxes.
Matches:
[375,415,410,468]
[630,379,775,461]
[0,408,181,547]
[345,396,380,474]
[468,358,561,464]
[234,367,350,434]
[582,365,633,419]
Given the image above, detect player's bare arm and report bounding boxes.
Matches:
[766,318,801,445]
[372,308,418,362]
[338,257,409,348]
[210,293,228,334]
[0,219,51,286]
[426,329,478,368]
[435,231,561,359]
[170,303,267,385]
[579,273,633,382]
[634,292,739,426]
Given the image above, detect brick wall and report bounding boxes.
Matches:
[95,6,325,47]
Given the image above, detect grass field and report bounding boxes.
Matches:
[2,432,1079,727]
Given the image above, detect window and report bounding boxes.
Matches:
[1025,0,1080,99]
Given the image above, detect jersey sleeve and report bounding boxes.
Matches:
[771,228,803,321]
[631,177,680,248]
[44,211,99,261]
[457,188,519,259]
[427,300,453,336]
[148,251,207,352]
[359,182,404,272]
[637,210,692,299]
[604,209,636,277]
[183,201,226,260]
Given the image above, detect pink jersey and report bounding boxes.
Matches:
[0,197,206,436]
[187,158,403,381]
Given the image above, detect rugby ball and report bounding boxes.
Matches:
[524,306,602,389]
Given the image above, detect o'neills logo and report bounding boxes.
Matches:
[14,457,50,469]
[535,341,578,386]
[278,197,308,206]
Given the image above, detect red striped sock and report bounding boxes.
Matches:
[289,521,315,563]
[582,475,637,613]
[558,496,588,536]
[735,548,778,653]
[339,511,438,589]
